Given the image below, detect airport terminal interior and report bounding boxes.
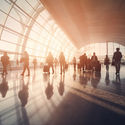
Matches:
[0,0,125,125]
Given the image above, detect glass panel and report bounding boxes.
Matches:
[0,40,16,51]
[16,0,34,15]
[5,16,23,33]
[0,11,7,25]
[1,30,19,44]
[0,0,12,13]
[9,7,29,23]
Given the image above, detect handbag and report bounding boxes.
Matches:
[112,59,115,66]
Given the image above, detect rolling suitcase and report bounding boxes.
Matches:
[43,65,49,72]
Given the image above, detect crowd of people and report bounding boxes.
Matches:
[0,48,123,106]
[76,52,101,73]
[0,47,123,77]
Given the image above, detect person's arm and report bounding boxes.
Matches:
[120,52,122,58]
[8,57,10,64]
[113,53,115,60]
[96,56,98,61]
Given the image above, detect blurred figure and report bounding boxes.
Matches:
[20,51,30,76]
[54,58,58,70]
[95,60,101,73]
[79,53,87,72]
[46,52,54,74]
[82,53,87,71]
[1,52,10,75]
[79,55,83,71]
[0,75,8,98]
[91,52,98,71]
[59,52,65,74]
[18,78,29,107]
[33,58,37,71]
[73,57,76,71]
[86,58,92,70]
[104,55,110,71]
[113,48,122,75]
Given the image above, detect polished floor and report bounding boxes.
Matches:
[0,65,125,125]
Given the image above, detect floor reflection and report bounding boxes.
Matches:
[45,75,54,100]
[58,74,65,96]
[91,72,101,88]
[18,77,29,107]
[73,71,76,81]
[0,75,8,98]
[0,66,125,125]
[105,71,110,86]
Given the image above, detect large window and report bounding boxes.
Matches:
[0,0,76,62]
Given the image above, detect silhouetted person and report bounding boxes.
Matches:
[58,74,65,96]
[1,52,10,75]
[46,52,54,74]
[79,55,83,71]
[86,58,92,70]
[82,53,87,71]
[33,58,37,71]
[59,52,65,74]
[73,57,76,71]
[113,48,122,75]
[0,75,8,98]
[79,53,87,72]
[104,55,110,71]
[45,82,53,100]
[18,78,29,107]
[91,52,98,71]
[20,51,30,76]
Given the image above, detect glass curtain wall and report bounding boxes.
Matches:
[79,42,125,60]
[0,0,76,62]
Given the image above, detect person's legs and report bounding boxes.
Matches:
[83,63,85,71]
[5,66,7,74]
[21,65,26,75]
[74,64,76,71]
[3,65,6,75]
[60,64,62,74]
[63,64,65,73]
[115,62,119,74]
[26,65,30,76]
[117,62,120,73]
[106,64,109,71]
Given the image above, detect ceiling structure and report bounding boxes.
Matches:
[41,0,125,48]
